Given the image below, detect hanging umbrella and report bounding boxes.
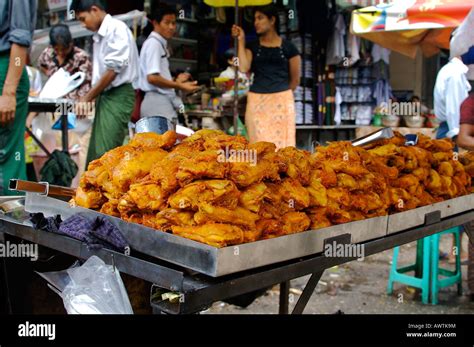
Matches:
[204,0,272,135]
[350,0,474,58]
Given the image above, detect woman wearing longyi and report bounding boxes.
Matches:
[232,4,301,149]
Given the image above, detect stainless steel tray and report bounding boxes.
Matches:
[387,194,474,234]
[20,193,387,277]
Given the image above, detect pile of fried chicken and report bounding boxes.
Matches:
[74,130,474,247]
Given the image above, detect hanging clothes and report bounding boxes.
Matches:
[372,44,391,64]
[326,14,346,66]
[334,87,342,125]
[346,33,360,66]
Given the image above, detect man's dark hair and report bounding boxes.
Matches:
[150,4,177,23]
[70,0,107,13]
[255,4,280,32]
[49,24,73,47]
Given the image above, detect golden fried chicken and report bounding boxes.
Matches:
[122,183,167,211]
[171,223,244,248]
[306,207,332,230]
[307,172,328,207]
[74,185,106,209]
[281,212,311,235]
[277,147,312,185]
[168,180,240,211]
[194,203,259,229]
[176,150,228,186]
[152,209,196,231]
[228,158,281,187]
[128,131,177,150]
[239,182,267,212]
[111,147,168,194]
[276,178,310,210]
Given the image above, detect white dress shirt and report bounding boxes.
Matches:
[138,31,175,96]
[434,57,471,138]
[92,14,139,90]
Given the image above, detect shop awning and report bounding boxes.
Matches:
[350,0,474,58]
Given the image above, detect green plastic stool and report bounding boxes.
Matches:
[431,228,462,304]
[387,227,462,305]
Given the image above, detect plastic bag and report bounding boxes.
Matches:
[40,256,133,314]
[39,68,85,99]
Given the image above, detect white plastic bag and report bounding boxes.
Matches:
[40,256,133,314]
[39,68,85,99]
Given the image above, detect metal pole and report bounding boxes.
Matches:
[233,0,239,135]
[61,111,69,153]
[279,281,290,314]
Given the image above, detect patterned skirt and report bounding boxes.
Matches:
[245,89,296,149]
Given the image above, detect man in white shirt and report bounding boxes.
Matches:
[71,0,139,165]
[138,5,198,121]
[433,54,471,140]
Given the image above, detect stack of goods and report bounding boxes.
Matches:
[74,130,473,248]
[363,132,472,211]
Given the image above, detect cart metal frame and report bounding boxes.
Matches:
[1,209,473,314]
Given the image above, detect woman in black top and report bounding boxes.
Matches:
[232,4,301,148]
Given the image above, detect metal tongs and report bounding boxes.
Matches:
[351,127,394,147]
[9,179,76,198]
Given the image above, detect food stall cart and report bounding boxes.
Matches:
[1,189,473,314]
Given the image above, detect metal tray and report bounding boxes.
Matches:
[387,193,474,235]
[21,193,387,277]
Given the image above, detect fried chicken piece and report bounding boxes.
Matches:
[100,200,120,217]
[388,187,415,211]
[178,129,248,155]
[412,167,430,182]
[228,158,281,187]
[74,186,106,209]
[194,203,259,229]
[277,178,310,210]
[368,143,399,157]
[257,219,284,239]
[392,174,421,196]
[150,153,189,193]
[306,207,332,230]
[327,187,351,208]
[418,135,454,152]
[168,180,240,211]
[432,152,452,164]
[281,212,311,235]
[171,223,244,247]
[350,191,386,214]
[362,131,406,150]
[176,150,228,186]
[128,131,177,150]
[152,209,196,231]
[426,169,442,192]
[311,163,338,188]
[121,212,144,225]
[111,147,168,194]
[123,183,167,211]
[438,161,454,177]
[203,133,248,151]
[277,147,312,185]
[460,152,474,178]
[307,171,328,207]
[326,207,352,224]
[142,213,162,229]
[336,173,359,191]
[314,142,370,177]
[239,182,267,213]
